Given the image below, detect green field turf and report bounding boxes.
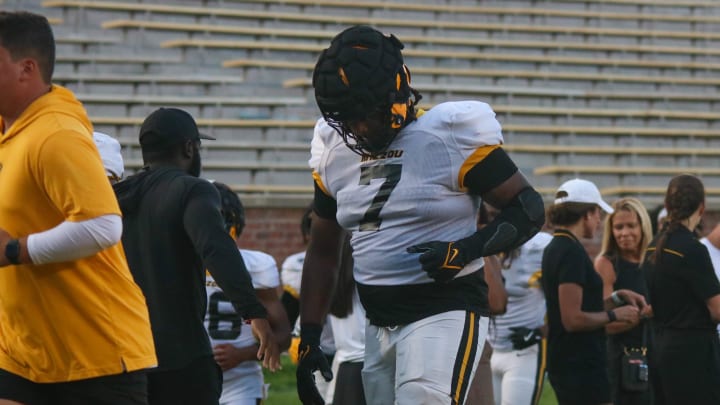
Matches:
[264,355,559,404]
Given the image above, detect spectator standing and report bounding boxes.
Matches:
[641,174,720,405]
[542,179,644,405]
[207,182,291,405]
[594,197,654,405]
[0,11,156,404]
[297,25,545,405]
[114,107,279,405]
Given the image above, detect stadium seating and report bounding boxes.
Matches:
[18,0,718,207]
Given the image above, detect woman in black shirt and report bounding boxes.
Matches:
[542,179,645,405]
[595,197,654,405]
[641,174,720,405]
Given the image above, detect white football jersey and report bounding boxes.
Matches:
[280,251,305,299]
[328,287,366,364]
[205,249,279,402]
[283,250,336,353]
[489,232,552,352]
[312,101,504,286]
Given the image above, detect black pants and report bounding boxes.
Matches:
[333,361,366,405]
[652,328,720,405]
[148,355,222,405]
[0,368,148,405]
[607,339,652,405]
[548,367,611,405]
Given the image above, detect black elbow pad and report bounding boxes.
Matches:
[458,187,545,259]
[518,186,546,230]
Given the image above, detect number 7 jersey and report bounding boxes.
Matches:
[312,100,505,287]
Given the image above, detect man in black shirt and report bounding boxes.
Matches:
[114,108,280,405]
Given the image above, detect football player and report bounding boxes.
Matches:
[206,182,291,405]
[297,25,545,405]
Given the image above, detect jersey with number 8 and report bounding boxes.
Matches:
[204,249,279,403]
[312,100,504,287]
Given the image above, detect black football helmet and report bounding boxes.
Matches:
[212,181,245,238]
[312,25,421,156]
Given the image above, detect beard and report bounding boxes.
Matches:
[189,150,201,177]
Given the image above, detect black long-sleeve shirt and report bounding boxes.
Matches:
[114,166,266,370]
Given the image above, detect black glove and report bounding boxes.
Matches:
[296,323,333,405]
[407,240,467,283]
[508,326,543,351]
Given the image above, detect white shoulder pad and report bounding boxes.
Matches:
[240,249,280,289]
[526,231,553,250]
[308,118,343,170]
[423,101,504,151]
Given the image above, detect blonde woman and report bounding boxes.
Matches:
[594,198,653,405]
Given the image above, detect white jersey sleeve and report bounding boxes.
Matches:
[241,249,280,290]
[309,118,327,171]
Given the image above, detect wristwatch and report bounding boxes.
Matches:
[5,239,20,265]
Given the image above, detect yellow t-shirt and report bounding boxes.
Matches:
[0,86,157,382]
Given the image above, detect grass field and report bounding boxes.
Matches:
[264,355,559,405]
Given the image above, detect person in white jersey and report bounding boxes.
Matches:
[281,205,337,402]
[296,25,546,405]
[699,223,720,336]
[488,230,552,405]
[206,182,291,405]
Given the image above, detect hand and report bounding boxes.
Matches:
[212,343,242,371]
[616,289,648,311]
[508,327,542,351]
[407,240,467,283]
[640,304,653,320]
[250,318,281,372]
[296,324,333,405]
[613,305,640,324]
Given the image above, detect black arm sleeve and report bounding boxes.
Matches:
[313,180,337,220]
[464,147,518,195]
[183,182,267,319]
[456,186,545,261]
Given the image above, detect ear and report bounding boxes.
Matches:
[18,58,38,81]
[182,139,194,159]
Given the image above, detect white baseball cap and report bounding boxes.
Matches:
[93,131,124,180]
[553,178,614,214]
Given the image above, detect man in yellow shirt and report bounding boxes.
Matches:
[0,11,156,405]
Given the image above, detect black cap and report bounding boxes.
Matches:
[139,108,215,149]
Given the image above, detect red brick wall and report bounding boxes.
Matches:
[237,207,308,268]
[238,208,720,269]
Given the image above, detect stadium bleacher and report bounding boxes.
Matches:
[5,0,719,209]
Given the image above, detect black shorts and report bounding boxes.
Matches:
[0,368,148,405]
[147,355,222,405]
[549,368,611,405]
